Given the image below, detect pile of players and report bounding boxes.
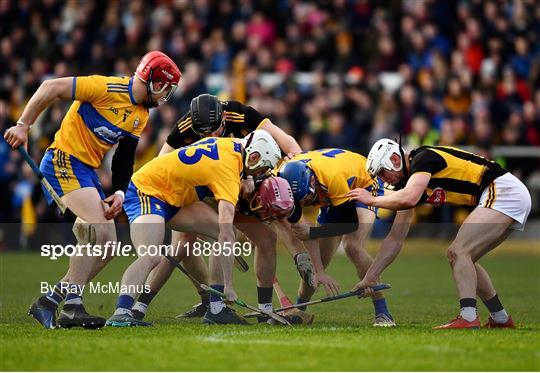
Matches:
[4,51,531,330]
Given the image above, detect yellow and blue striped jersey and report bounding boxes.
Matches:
[131,137,243,207]
[49,75,149,168]
[290,149,376,206]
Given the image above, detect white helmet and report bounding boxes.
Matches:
[366,138,403,178]
[241,130,282,171]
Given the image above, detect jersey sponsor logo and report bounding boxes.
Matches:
[93,126,122,143]
[109,106,119,115]
[426,187,446,205]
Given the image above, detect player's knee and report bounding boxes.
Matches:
[253,231,277,253]
[446,249,457,266]
[140,254,162,269]
[447,246,470,266]
[93,223,116,245]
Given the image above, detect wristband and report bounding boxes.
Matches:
[114,190,125,202]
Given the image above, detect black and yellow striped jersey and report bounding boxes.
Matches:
[166,100,266,148]
[408,146,507,207]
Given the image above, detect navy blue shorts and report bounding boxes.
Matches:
[123,182,180,223]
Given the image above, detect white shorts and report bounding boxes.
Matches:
[478,172,531,230]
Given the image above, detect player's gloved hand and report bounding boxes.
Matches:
[240,176,255,199]
[291,223,310,241]
[4,122,29,149]
[346,188,372,204]
[314,271,340,296]
[223,285,238,304]
[103,192,124,220]
[352,278,378,298]
[294,252,315,287]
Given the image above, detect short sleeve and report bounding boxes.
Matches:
[409,149,446,176]
[209,178,240,206]
[73,76,107,103]
[244,105,266,130]
[166,113,199,149]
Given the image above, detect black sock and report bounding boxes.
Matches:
[199,290,210,305]
[483,294,504,313]
[138,290,158,306]
[459,298,477,308]
[257,286,273,305]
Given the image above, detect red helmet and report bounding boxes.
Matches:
[135,51,181,106]
[250,177,295,221]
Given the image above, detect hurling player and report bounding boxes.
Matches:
[106,132,283,326]
[348,140,531,329]
[130,94,306,320]
[279,149,413,327]
[3,51,181,329]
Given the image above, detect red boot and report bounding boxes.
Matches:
[433,315,480,329]
[483,315,515,328]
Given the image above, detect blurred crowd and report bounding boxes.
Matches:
[1,0,539,230]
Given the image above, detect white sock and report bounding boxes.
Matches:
[490,309,509,323]
[132,301,148,315]
[258,303,273,312]
[114,307,132,316]
[210,301,225,315]
[460,307,477,322]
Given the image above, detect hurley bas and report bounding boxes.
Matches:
[41,281,151,295]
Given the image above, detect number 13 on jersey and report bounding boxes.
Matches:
[178,138,220,165]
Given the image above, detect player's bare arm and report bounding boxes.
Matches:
[217,200,238,303]
[258,119,302,157]
[347,173,430,210]
[158,141,176,156]
[353,209,413,293]
[4,77,73,148]
[295,219,340,296]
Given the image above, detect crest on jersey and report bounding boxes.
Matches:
[59,168,70,182]
[426,187,446,206]
[133,117,140,129]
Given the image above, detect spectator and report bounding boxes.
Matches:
[407,115,439,147]
[0,0,538,226]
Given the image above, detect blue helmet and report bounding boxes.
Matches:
[278,161,314,201]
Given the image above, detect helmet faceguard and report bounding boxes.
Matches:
[190,94,224,137]
[241,130,282,173]
[248,176,294,221]
[366,139,404,183]
[135,51,181,108]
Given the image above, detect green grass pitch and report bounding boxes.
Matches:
[1,240,539,371]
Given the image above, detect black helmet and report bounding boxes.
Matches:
[190,94,224,136]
